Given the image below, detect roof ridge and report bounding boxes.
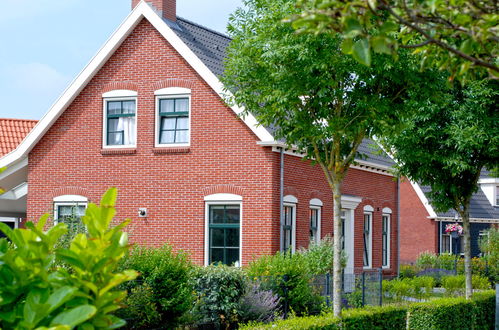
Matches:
[176,16,232,41]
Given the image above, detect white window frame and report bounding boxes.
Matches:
[282,195,297,254]
[363,205,373,269]
[204,193,242,267]
[155,87,191,148]
[53,195,88,225]
[382,207,392,269]
[102,90,138,149]
[0,217,19,229]
[309,198,322,245]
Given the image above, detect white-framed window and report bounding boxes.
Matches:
[282,195,297,254]
[496,185,499,206]
[363,205,373,269]
[53,195,88,233]
[309,198,322,245]
[0,218,19,238]
[155,87,191,147]
[204,193,242,266]
[102,90,137,148]
[441,230,463,255]
[382,207,392,269]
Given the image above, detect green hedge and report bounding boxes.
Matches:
[242,291,496,329]
[408,290,495,330]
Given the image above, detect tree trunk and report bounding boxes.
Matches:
[460,208,473,299]
[332,180,343,317]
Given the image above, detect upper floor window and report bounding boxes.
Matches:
[102,90,137,148]
[155,88,191,147]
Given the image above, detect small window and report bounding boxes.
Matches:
[208,205,240,266]
[283,205,294,253]
[309,207,320,244]
[155,89,191,147]
[441,233,451,253]
[363,212,372,268]
[382,214,390,268]
[496,185,499,206]
[104,98,137,147]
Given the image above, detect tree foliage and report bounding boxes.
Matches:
[223,0,443,316]
[381,78,498,299]
[292,0,499,80]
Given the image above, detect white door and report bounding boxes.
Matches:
[341,209,355,291]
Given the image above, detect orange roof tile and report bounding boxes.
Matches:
[0,118,38,157]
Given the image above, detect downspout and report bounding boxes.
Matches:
[397,177,401,276]
[280,147,284,252]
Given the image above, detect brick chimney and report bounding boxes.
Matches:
[132,0,176,22]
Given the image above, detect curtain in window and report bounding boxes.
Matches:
[117,117,136,145]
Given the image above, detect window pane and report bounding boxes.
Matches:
[442,235,450,253]
[175,98,189,112]
[211,228,224,247]
[108,101,122,115]
[161,118,176,130]
[176,117,188,130]
[210,248,224,264]
[160,99,175,113]
[284,229,292,250]
[226,248,239,266]
[108,132,123,145]
[122,101,136,114]
[284,206,292,226]
[210,206,225,224]
[226,228,239,247]
[175,130,188,143]
[160,131,175,144]
[108,118,119,131]
[225,206,240,224]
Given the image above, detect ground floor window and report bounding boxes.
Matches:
[53,195,88,234]
[208,205,240,266]
[363,209,373,268]
[310,207,320,244]
[283,205,294,253]
[382,214,390,268]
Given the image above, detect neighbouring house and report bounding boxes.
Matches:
[0,118,37,236]
[399,171,499,264]
[0,0,399,274]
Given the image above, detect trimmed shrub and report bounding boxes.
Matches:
[416,268,454,287]
[415,251,438,269]
[192,264,247,326]
[246,251,324,316]
[441,274,491,296]
[407,290,495,329]
[117,245,194,328]
[479,227,499,282]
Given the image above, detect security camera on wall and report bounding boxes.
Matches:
[138,208,147,218]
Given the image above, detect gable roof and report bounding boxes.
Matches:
[0,119,37,157]
[418,184,499,221]
[0,1,273,169]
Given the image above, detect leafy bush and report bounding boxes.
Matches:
[0,188,137,329]
[246,252,323,316]
[436,253,456,270]
[410,276,435,300]
[239,283,280,323]
[121,283,161,328]
[299,236,335,274]
[192,264,247,326]
[441,274,491,296]
[415,251,438,269]
[117,244,194,328]
[479,227,499,282]
[399,264,417,279]
[407,290,495,329]
[416,268,454,287]
[383,278,412,302]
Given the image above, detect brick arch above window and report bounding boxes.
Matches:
[201,184,245,197]
[284,186,299,198]
[309,190,326,201]
[151,79,195,91]
[102,81,139,93]
[50,187,91,201]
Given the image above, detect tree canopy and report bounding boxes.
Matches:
[222,0,445,316]
[292,0,499,80]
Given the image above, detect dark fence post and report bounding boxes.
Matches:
[361,272,366,307]
[282,274,289,319]
[378,268,383,306]
[326,273,331,307]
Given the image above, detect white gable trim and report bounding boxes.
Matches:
[410,181,438,218]
[0,0,273,169]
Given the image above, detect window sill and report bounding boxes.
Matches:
[101,148,137,155]
[153,147,190,154]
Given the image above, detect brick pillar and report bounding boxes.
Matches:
[132,0,176,21]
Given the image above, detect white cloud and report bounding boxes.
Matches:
[7,62,70,97]
[0,0,80,23]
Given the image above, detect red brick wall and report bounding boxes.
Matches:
[399,179,437,263]
[283,155,399,275]
[27,19,278,265]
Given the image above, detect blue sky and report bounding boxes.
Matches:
[0,0,243,120]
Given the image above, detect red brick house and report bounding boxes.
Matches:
[0,0,399,274]
[399,174,499,264]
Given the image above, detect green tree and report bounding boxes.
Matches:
[381,79,499,299]
[223,0,441,316]
[292,0,499,79]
